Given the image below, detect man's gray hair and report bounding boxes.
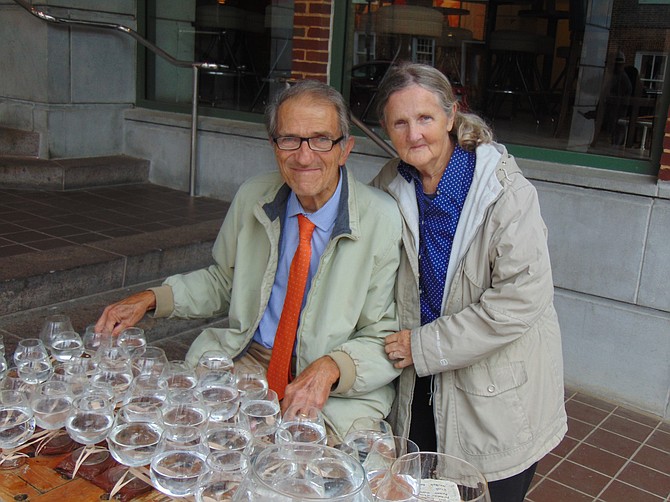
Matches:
[265,80,351,139]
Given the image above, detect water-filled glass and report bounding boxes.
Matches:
[275,404,327,445]
[150,424,210,497]
[107,401,163,467]
[234,443,372,501]
[343,416,393,463]
[118,327,147,358]
[14,338,52,385]
[0,389,35,468]
[379,452,490,502]
[196,450,249,502]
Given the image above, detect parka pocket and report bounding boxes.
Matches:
[453,362,533,456]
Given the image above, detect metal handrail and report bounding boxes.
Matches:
[13,0,396,195]
[13,0,228,196]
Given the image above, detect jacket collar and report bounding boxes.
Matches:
[262,167,355,240]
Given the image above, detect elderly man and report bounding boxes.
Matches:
[95,80,402,435]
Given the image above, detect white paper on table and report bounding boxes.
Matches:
[419,478,462,501]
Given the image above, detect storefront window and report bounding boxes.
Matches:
[143,1,669,167]
[346,0,670,164]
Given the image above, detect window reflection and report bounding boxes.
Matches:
[347,0,669,161]
[144,1,669,162]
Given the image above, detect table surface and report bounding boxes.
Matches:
[0,453,173,502]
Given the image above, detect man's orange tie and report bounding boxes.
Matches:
[267,214,316,400]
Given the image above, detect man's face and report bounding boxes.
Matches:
[273,95,354,213]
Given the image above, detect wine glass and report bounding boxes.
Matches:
[107,401,164,467]
[196,450,249,502]
[48,330,84,362]
[380,452,491,502]
[39,314,74,351]
[64,388,115,472]
[363,435,419,498]
[160,360,198,390]
[196,350,234,379]
[117,327,147,358]
[13,338,52,385]
[131,345,168,378]
[106,401,163,493]
[82,324,112,357]
[198,370,239,425]
[205,424,252,454]
[162,390,210,431]
[123,374,167,407]
[91,346,134,402]
[30,379,74,454]
[343,416,394,463]
[238,389,280,443]
[275,404,327,445]
[235,362,268,400]
[0,335,7,381]
[150,424,210,498]
[0,389,35,469]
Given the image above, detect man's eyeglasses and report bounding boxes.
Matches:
[273,135,345,152]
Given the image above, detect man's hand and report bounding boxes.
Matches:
[385,329,414,369]
[95,290,156,336]
[281,356,340,413]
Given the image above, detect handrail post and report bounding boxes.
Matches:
[190,65,199,197]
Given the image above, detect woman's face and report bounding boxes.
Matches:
[383,84,456,176]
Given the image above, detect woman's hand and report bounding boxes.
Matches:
[385,330,414,369]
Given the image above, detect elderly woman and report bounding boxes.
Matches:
[371,63,567,501]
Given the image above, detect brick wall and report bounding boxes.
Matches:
[661,111,670,181]
[291,0,332,82]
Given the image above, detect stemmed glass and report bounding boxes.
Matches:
[160,360,198,390]
[39,314,74,351]
[235,362,268,400]
[123,374,167,407]
[378,452,491,502]
[14,338,52,385]
[131,345,168,378]
[363,435,419,498]
[0,389,35,468]
[239,389,280,452]
[64,387,115,476]
[162,389,209,431]
[48,330,84,363]
[196,450,249,502]
[198,370,239,425]
[150,424,210,498]
[275,404,327,445]
[82,324,112,357]
[343,416,394,463]
[118,327,147,359]
[91,346,134,402]
[0,335,7,381]
[106,401,164,498]
[196,350,234,379]
[30,379,74,455]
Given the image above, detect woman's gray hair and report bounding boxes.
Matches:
[265,80,351,140]
[376,63,493,151]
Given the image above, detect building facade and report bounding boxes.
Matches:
[1,0,669,419]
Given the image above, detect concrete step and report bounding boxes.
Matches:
[0,217,226,317]
[0,282,230,364]
[0,154,150,190]
[0,127,39,157]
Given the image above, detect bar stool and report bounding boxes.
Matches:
[486,30,554,124]
[436,27,473,85]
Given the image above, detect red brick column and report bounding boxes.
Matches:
[660,111,670,181]
[292,1,332,82]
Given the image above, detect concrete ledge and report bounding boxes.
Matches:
[0,219,223,316]
[0,155,149,190]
